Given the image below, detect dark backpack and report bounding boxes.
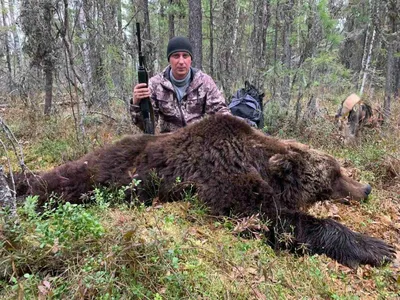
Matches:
[228,81,264,128]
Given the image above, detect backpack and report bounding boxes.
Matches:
[228,81,264,128]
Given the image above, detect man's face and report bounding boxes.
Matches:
[169,52,192,80]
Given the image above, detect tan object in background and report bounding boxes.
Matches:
[340,93,361,117]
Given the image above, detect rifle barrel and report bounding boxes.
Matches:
[136,23,142,54]
[135,22,154,135]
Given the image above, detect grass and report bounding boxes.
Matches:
[0,100,399,299]
[1,199,398,299]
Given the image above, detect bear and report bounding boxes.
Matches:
[14,114,395,268]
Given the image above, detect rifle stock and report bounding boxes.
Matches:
[136,23,154,134]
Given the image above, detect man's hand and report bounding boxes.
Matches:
[133,83,151,105]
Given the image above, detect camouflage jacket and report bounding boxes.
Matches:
[131,67,230,133]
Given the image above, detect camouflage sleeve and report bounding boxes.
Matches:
[130,79,160,133]
[204,76,231,115]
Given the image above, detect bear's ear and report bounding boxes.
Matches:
[268,152,300,180]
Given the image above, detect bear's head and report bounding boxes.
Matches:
[268,142,371,208]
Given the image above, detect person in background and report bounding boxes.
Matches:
[131,36,230,133]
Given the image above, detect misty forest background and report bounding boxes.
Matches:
[0,0,399,131]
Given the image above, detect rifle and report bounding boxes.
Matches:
[136,23,154,134]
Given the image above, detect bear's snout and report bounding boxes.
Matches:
[364,184,372,197]
[331,176,373,202]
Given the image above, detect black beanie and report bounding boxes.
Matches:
[167,37,193,60]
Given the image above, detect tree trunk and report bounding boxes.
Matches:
[383,38,395,121]
[230,3,240,62]
[81,0,107,106]
[142,0,155,76]
[93,1,110,106]
[383,0,399,122]
[281,0,294,108]
[111,0,123,90]
[117,0,122,35]
[189,0,203,69]
[8,0,22,76]
[272,0,280,98]
[43,2,54,115]
[217,0,237,96]
[78,1,93,105]
[0,0,13,93]
[168,0,175,38]
[61,0,86,144]
[395,51,400,99]
[251,0,270,88]
[43,60,54,115]
[209,0,214,77]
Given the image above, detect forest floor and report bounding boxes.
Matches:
[0,100,399,299]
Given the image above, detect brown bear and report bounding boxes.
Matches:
[14,114,395,268]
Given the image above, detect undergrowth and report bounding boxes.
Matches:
[0,99,399,299]
[2,190,398,299]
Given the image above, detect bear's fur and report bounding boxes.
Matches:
[15,114,394,268]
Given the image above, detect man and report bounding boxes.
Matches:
[131,36,230,133]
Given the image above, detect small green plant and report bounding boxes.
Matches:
[153,293,163,300]
[22,195,39,219]
[90,178,142,209]
[185,187,209,217]
[91,186,126,209]
[144,170,163,200]
[127,178,142,205]
[223,218,234,230]
[34,199,105,249]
